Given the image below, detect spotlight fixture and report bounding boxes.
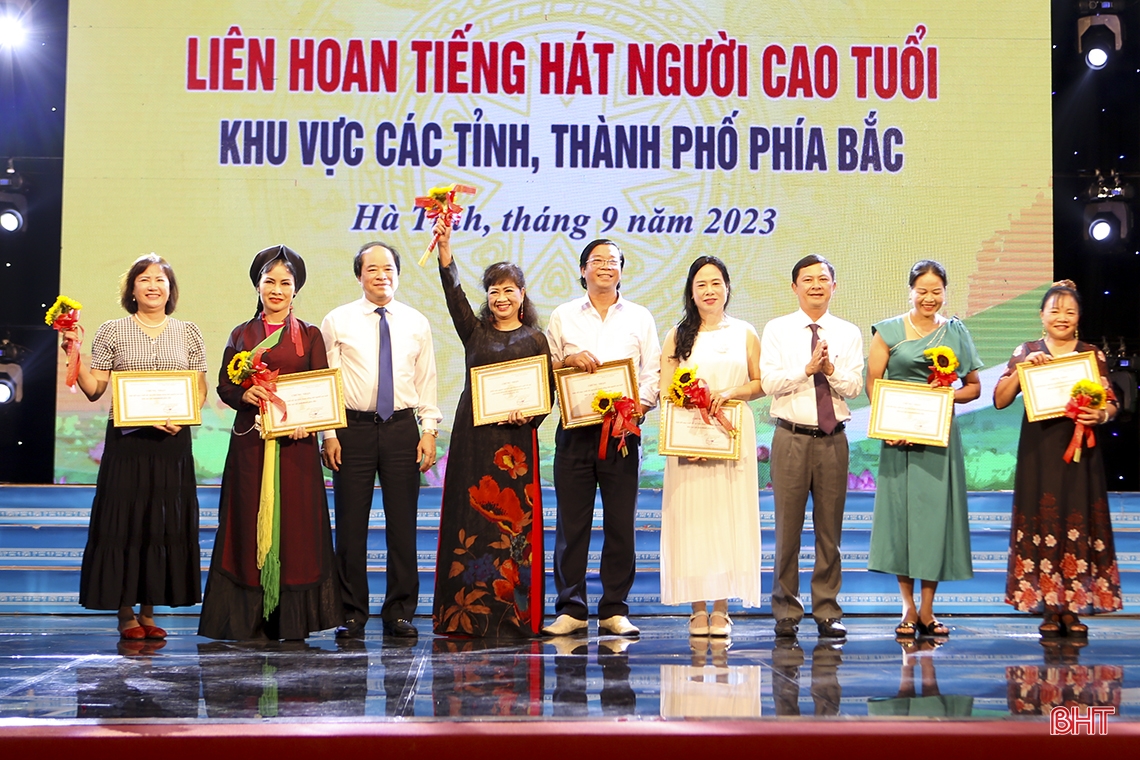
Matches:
[0,191,26,233]
[0,12,24,49]
[1084,169,1133,244]
[1078,2,1125,70]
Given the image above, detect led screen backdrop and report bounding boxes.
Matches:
[57,1,1053,489]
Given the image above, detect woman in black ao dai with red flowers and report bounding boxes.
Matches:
[430,220,553,638]
[993,280,1122,638]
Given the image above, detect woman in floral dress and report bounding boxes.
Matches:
[430,221,553,637]
[993,280,1122,637]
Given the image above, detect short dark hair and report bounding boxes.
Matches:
[791,254,835,283]
[354,241,401,277]
[578,239,624,289]
[909,259,948,288]
[478,262,540,329]
[120,253,178,315]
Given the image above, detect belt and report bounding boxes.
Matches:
[776,418,846,437]
[346,407,415,424]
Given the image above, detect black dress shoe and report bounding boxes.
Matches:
[382,618,418,638]
[817,618,847,638]
[335,620,366,639]
[774,617,800,638]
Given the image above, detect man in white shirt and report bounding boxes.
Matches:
[320,241,442,639]
[543,239,662,638]
[760,254,864,639]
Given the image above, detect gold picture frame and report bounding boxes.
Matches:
[1017,351,1100,422]
[658,400,743,460]
[259,367,348,439]
[110,370,201,427]
[868,379,955,448]
[470,354,552,426]
[553,358,640,428]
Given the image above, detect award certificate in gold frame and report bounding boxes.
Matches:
[658,400,743,460]
[111,370,201,427]
[868,380,954,447]
[1016,351,1100,422]
[553,358,640,428]
[470,354,552,426]
[260,368,347,439]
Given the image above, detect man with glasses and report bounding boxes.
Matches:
[543,239,661,637]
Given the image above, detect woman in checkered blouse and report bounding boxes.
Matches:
[63,254,207,641]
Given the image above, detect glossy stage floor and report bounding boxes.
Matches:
[1,614,1138,756]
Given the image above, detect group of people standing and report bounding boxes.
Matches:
[62,224,1123,644]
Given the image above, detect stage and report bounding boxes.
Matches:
[2,486,1139,753]
[0,614,1138,755]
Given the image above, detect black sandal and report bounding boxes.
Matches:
[1039,612,1062,638]
[917,617,949,637]
[895,620,918,638]
[1059,612,1088,638]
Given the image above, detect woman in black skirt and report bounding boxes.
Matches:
[64,254,207,640]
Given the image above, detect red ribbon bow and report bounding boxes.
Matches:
[242,348,288,422]
[1062,394,1097,463]
[683,378,735,435]
[598,396,641,459]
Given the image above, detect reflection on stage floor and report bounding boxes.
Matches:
[0,615,1134,723]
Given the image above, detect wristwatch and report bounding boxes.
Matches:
[423,428,439,437]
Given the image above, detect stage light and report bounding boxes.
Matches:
[1084,170,1134,244]
[1088,212,1118,241]
[0,364,22,405]
[0,191,26,233]
[1078,5,1124,70]
[0,13,24,49]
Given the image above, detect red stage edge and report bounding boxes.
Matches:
[2,720,1138,758]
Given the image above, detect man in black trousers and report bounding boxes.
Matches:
[543,239,661,637]
[321,241,441,638]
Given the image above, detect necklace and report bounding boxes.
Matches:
[133,312,169,329]
[906,312,938,338]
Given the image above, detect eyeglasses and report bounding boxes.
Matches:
[587,258,621,270]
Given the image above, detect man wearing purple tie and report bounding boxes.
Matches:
[760,255,864,640]
[321,242,442,639]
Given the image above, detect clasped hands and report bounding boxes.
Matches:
[805,339,834,377]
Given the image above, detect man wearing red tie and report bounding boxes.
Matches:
[760,255,864,640]
[321,241,442,639]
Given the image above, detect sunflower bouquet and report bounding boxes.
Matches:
[923,345,959,387]
[415,182,477,265]
[1063,379,1108,463]
[667,365,735,435]
[592,389,640,458]
[45,295,84,390]
[227,348,287,422]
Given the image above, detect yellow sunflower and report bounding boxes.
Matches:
[227,351,252,385]
[1071,379,1106,409]
[922,346,959,375]
[428,184,455,203]
[668,365,698,406]
[45,295,83,326]
[591,390,622,415]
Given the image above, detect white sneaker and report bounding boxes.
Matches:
[709,611,733,638]
[598,614,640,637]
[541,614,588,636]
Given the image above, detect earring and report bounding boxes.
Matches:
[1041,328,1047,340]
[519,304,523,319]
[1075,327,1079,340]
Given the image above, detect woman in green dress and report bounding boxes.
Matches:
[866,260,982,638]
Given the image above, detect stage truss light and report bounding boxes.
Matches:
[0,363,22,405]
[1078,4,1124,70]
[0,191,26,233]
[0,13,24,49]
[1084,170,1134,244]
